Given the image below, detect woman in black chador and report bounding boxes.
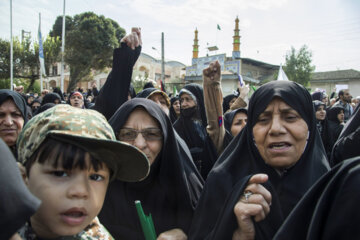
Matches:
[173,83,218,180]
[188,81,329,240]
[99,98,203,240]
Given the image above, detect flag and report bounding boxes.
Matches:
[277,64,289,81]
[238,74,244,87]
[251,85,257,92]
[173,85,178,96]
[38,16,46,77]
[217,24,221,30]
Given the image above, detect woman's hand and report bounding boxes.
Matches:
[121,27,142,49]
[232,174,272,240]
[157,228,187,240]
[203,61,221,85]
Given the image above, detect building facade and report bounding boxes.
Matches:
[310,69,360,98]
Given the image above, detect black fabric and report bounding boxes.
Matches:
[331,104,360,166]
[224,108,248,136]
[327,105,344,146]
[311,91,323,101]
[41,92,61,106]
[223,93,238,114]
[143,81,155,89]
[273,156,360,240]
[313,100,333,160]
[169,96,179,124]
[0,138,41,239]
[0,89,28,124]
[174,84,218,180]
[93,42,141,120]
[34,103,55,115]
[52,87,64,101]
[136,87,158,99]
[188,81,330,240]
[99,98,203,239]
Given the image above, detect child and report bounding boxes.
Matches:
[16,104,150,239]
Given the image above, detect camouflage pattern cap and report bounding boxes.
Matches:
[17,104,150,182]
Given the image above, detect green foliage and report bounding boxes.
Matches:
[284,45,315,86]
[0,35,61,92]
[52,12,125,92]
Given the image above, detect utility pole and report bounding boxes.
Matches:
[60,0,66,92]
[161,32,165,91]
[10,0,13,90]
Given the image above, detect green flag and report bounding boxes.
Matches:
[217,24,221,30]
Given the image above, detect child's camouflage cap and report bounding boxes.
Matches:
[17,104,149,182]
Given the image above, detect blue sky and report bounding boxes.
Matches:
[1,0,359,72]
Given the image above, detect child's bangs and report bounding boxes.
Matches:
[26,138,106,174]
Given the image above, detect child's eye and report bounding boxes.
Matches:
[51,171,68,177]
[89,174,104,181]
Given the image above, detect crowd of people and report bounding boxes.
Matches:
[1,27,360,240]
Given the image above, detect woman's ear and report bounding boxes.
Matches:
[17,162,28,186]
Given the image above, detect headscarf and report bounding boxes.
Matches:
[224,108,248,135]
[189,81,329,240]
[327,105,345,143]
[223,93,238,113]
[136,87,170,107]
[169,96,180,124]
[0,138,41,239]
[274,156,360,240]
[313,100,332,159]
[129,83,136,99]
[41,92,61,106]
[174,84,217,180]
[330,104,359,166]
[99,98,203,239]
[311,91,323,101]
[0,89,28,124]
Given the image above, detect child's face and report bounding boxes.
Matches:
[26,153,110,238]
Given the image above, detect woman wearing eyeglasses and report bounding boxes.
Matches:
[99,98,203,240]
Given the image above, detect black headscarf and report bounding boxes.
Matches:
[330,104,360,166]
[313,100,332,159]
[327,105,344,143]
[41,92,61,106]
[174,84,217,180]
[169,96,179,124]
[0,138,41,239]
[223,93,238,114]
[99,98,203,239]
[129,83,136,99]
[273,156,360,240]
[53,87,64,101]
[0,89,28,124]
[224,108,248,135]
[188,81,330,240]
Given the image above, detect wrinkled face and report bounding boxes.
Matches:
[0,99,24,147]
[148,93,169,116]
[70,95,84,108]
[229,97,237,108]
[120,108,163,165]
[252,98,309,169]
[337,110,344,123]
[315,105,326,121]
[172,100,180,115]
[231,112,247,136]
[27,153,109,238]
[180,93,196,109]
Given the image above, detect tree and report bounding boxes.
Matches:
[283,45,315,86]
[0,36,61,92]
[50,12,126,92]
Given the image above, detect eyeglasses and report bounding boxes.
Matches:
[118,128,163,141]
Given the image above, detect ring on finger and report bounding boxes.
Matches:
[243,190,253,203]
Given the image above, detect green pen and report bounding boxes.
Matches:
[135,200,157,240]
